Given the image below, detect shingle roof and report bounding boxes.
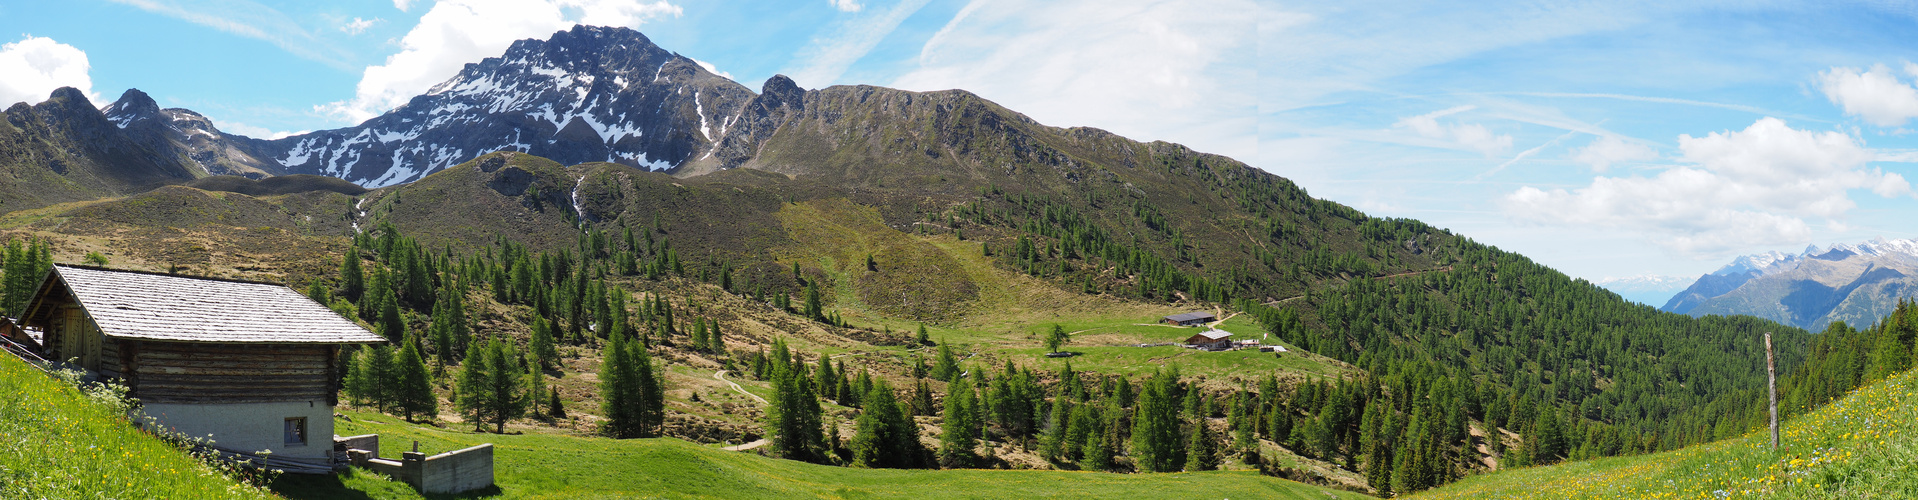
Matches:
[1164,311,1216,322]
[47,265,385,344]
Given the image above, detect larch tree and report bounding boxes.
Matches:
[1131,368,1186,472]
[459,337,529,433]
[393,338,438,421]
[938,375,981,468]
[851,381,921,469]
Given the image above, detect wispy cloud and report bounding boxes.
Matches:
[828,0,863,13]
[341,17,379,35]
[107,0,357,71]
[1476,128,1579,181]
[1395,105,1513,157]
[785,0,931,88]
[892,0,1258,161]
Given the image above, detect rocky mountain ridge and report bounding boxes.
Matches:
[1664,238,1918,329]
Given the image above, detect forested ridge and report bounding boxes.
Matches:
[2,147,1891,497]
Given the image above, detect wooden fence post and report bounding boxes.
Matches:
[1766,332,1778,451]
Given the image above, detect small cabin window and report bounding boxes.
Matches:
[284,417,307,446]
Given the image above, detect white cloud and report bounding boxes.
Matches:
[318,0,681,124]
[394,0,416,12]
[107,0,355,70]
[1394,106,1513,157]
[786,0,930,89]
[1819,63,1918,127]
[1504,117,1909,257]
[211,118,304,140]
[692,58,732,81]
[0,36,96,107]
[341,17,380,35]
[829,0,862,13]
[891,0,1257,162]
[1572,135,1659,172]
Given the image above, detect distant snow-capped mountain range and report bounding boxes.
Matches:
[1661,237,1918,330]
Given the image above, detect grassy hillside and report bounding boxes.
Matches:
[273,409,1373,499]
[0,355,271,499]
[1414,363,1918,499]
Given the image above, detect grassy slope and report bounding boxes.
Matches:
[1414,366,1918,499]
[0,355,272,499]
[273,409,1373,500]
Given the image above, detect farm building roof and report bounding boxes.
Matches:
[1163,311,1216,323]
[35,265,385,344]
[1192,330,1232,341]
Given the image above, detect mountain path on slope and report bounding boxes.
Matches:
[713,370,766,405]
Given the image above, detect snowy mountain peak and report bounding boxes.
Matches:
[101,89,161,129]
[248,25,759,187]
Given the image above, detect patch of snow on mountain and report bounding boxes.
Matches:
[695,90,710,141]
[374,126,421,144]
[365,162,416,188]
[637,152,672,171]
[280,137,319,166]
[106,110,135,128]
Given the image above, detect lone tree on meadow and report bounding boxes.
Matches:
[1044,324,1069,353]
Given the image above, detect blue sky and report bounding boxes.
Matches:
[3,0,1918,288]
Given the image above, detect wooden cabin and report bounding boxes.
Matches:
[1186,329,1232,350]
[21,265,385,468]
[1161,311,1216,326]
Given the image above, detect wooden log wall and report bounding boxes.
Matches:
[130,342,338,404]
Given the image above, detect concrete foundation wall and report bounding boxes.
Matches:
[421,444,493,494]
[141,401,334,459]
[344,435,493,494]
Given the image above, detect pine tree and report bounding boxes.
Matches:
[1186,418,1221,471]
[377,288,405,342]
[527,359,547,418]
[305,279,330,305]
[392,338,438,421]
[428,285,468,368]
[530,316,558,370]
[1131,368,1186,472]
[766,344,826,462]
[804,281,823,321]
[339,248,365,303]
[852,381,921,468]
[1082,412,1116,472]
[360,344,398,411]
[1045,324,1069,353]
[912,378,937,416]
[931,342,961,382]
[939,375,981,468]
[916,323,930,345]
[550,387,566,418]
[600,330,637,436]
[459,337,529,433]
[1532,409,1566,465]
[601,311,664,438]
